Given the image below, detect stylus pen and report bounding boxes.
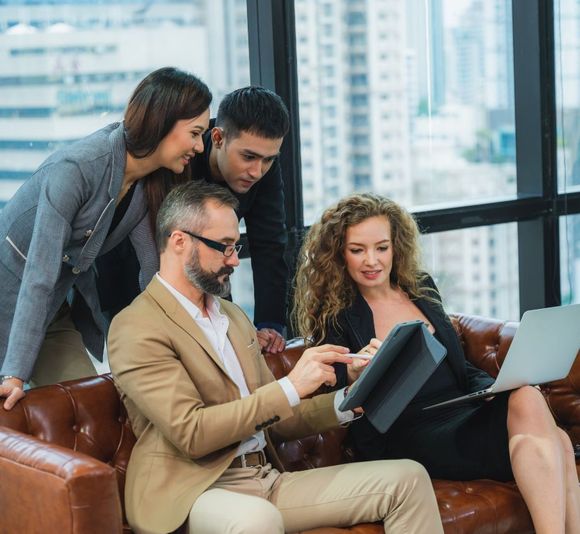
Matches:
[347,353,372,360]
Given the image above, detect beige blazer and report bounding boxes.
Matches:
[108,277,339,534]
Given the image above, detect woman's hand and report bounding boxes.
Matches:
[347,337,382,384]
[0,377,25,410]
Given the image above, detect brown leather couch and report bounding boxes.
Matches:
[1,313,578,534]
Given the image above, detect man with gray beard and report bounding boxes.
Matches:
[106,181,444,534]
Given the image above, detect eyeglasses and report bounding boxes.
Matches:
[179,230,242,257]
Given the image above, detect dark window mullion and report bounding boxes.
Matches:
[246,0,304,331]
[513,0,560,313]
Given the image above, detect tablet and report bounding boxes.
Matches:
[339,320,447,433]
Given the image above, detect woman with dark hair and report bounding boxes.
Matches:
[293,192,580,534]
[0,67,212,409]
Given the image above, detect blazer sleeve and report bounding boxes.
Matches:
[1,161,90,381]
[243,160,289,327]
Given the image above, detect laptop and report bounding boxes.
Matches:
[424,303,580,410]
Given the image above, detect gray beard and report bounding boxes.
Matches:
[184,251,233,298]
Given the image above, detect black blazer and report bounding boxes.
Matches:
[322,275,494,396]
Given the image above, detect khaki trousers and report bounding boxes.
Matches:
[29,303,97,387]
[188,459,443,534]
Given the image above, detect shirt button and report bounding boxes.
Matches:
[62,254,70,262]
[72,267,81,275]
[84,229,93,238]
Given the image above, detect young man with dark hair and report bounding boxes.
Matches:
[189,86,290,352]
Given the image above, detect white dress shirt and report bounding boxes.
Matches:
[156,274,353,457]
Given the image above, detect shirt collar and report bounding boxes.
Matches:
[155,272,223,320]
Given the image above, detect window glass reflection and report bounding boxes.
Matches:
[296,0,517,225]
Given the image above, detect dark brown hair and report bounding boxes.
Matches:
[124,67,212,229]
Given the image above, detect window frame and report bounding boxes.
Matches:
[245,0,579,319]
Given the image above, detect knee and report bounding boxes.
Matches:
[508,385,549,420]
[401,459,431,482]
[386,459,432,493]
[227,501,284,534]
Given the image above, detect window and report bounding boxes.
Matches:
[421,223,519,319]
[0,0,255,317]
[230,259,255,319]
[247,0,580,326]
[560,215,580,304]
[295,0,517,230]
[555,0,580,193]
[0,1,251,209]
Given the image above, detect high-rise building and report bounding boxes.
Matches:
[296,0,412,225]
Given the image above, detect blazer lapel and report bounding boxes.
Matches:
[224,303,259,393]
[100,181,147,255]
[146,277,228,375]
[74,123,128,272]
[344,291,377,350]
[414,296,467,389]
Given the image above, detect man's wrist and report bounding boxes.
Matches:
[1,375,24,385]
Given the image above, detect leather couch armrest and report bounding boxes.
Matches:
[0,425,123,534]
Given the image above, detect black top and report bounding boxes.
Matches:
[97,183,140,318]
[322,275,499,467]
[107,182,136,236]
[322,275,494,405]
[190,120,289,328]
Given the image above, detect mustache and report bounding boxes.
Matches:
[216,266,234,277]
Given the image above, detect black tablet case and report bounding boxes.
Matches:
[339,320,447,433]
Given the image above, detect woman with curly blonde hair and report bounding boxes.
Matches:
[293,193,431,346]
[293,192,580,534]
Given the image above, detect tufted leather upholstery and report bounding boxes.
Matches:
[0,313,578,533]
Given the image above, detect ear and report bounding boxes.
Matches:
[168,230,188,254]
[211,127,225,148]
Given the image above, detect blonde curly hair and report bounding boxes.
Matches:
[292,193,432,345]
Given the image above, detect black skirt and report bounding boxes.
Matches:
[351,392,513,482]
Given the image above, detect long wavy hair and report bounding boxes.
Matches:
[292,193,433,345]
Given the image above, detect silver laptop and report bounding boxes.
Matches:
[424,303,580,410]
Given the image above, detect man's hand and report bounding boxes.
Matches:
[257,328,286,353]
[287,344,352,398]
[347,337,382,384]
[1,377,25,410]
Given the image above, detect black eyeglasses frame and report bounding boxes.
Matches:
[177,229,242,257]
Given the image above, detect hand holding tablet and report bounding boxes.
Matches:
[339,320,447,433]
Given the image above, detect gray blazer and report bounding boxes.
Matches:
[0,122,159,381]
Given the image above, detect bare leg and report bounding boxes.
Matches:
[507,386,567,534]
[556,428,580,533]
